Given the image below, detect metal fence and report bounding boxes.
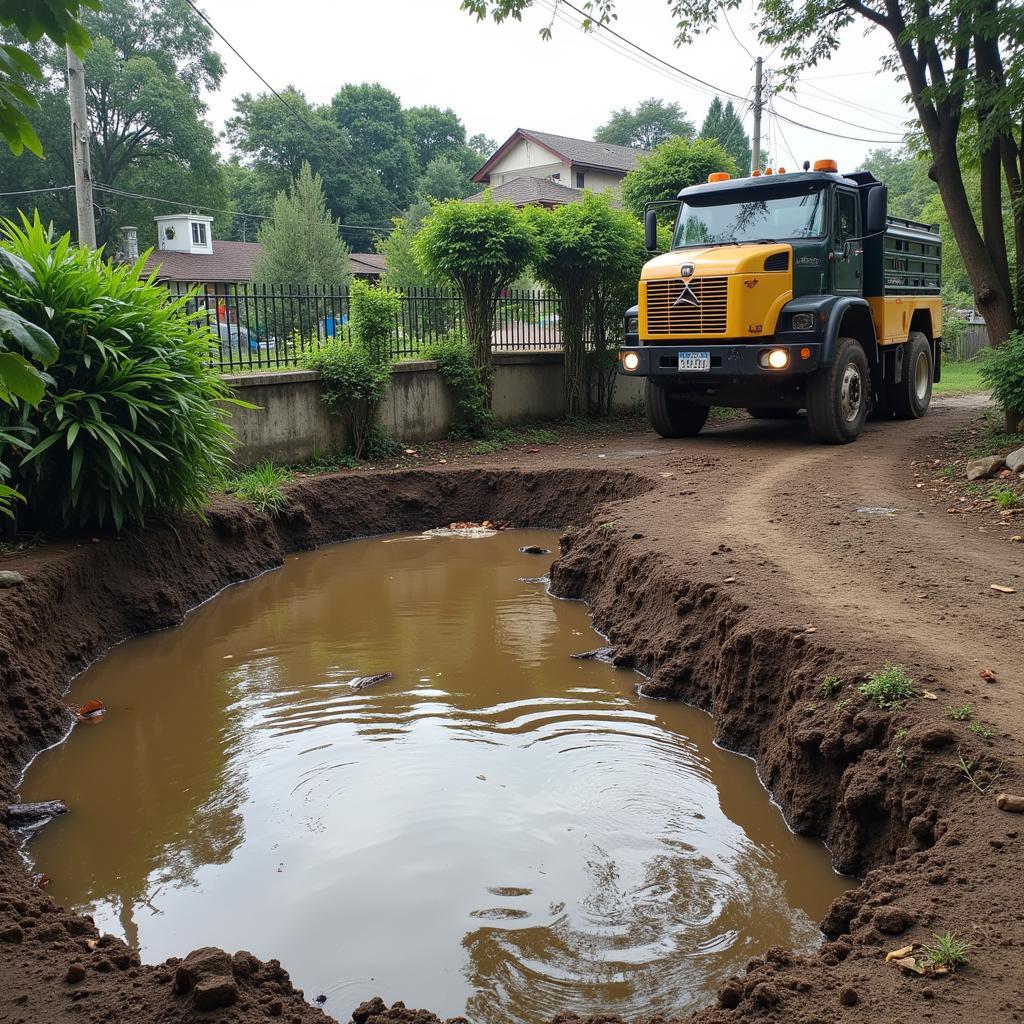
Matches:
[185,284,563,372]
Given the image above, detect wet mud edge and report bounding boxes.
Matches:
[0,466,1018,1024]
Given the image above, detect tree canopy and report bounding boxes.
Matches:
[595,97,694,150]
[621,136,737,220]
[699,97,751,175]
[251,161,350,290]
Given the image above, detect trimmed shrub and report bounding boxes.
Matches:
[0,214,237,531]
[422,333,493,438]
[979,330,1024,433]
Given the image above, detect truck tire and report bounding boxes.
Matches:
[646,380,709,438]
[746,407,800,419]
[891,331,933,419]
[806,336,869,444]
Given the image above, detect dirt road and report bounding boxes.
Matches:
[1,394,1022,1024]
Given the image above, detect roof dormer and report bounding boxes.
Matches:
[154,213,214,255]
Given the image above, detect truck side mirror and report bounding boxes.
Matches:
[865,185,887,235]
[645,208,659,252]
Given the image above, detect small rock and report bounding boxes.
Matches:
[966,455,1005,480]
[518,545,550,555]
[315,993,327,1004]
[915,724,958,749]
[922,988,935,1000]
[1006,445,1024,473]
[192,974,238,1011]
[0,570,26,589]
[268,999,284,1017]
[65,964,86,983]
[173,947,233,994]
[6,800,69,826]
[839,986,859,1006]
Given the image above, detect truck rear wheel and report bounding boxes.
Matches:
[646,380,709,438]
[891,331,933,419]
[806,336,869,444]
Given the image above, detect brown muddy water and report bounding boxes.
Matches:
[21,529,851,1022]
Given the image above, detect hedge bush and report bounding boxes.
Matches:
[0,214,237,530]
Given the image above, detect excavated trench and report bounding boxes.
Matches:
[0,466,1013,1024]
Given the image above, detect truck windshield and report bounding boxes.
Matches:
[673,185,827,248]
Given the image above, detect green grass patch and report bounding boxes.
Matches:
[223,461,293,516]
[946,703,974,721]
[935,360,988,396]
[469,426,558,454]
[859,663,917,709]
[819,675,842,698]
[921,931,970,969]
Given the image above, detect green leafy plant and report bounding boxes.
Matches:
[969,721,994,740]
[224,461,292,516]
[859,663,917,709]
[0,214,239,530]
[423,333,493,438]
[991,485,1021,510]
[413,195,537,404]
[947,703,974,722]
[894,744,908,771]
[921,931,970,970]
[979,330,1024,433]
[304,342,390,460]
[348,278,399,366]
[819,675,842,698]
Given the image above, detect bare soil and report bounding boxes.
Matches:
[1,395,1022,1024]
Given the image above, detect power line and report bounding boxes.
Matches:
[92,184,390,236]
[770,88,905,139]
[0,184,76,198]
[180,0,405,218]
[719,4,755,65]
[796,80,910,128]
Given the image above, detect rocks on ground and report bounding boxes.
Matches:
[966,454,1005,480]
[0,570,25,589]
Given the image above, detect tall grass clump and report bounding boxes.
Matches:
[0,214,238,530]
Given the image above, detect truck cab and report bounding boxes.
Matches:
[618,162,942,444]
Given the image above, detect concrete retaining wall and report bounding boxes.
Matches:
[225,351,645,466]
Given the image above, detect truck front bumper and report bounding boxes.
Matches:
[617,342,823,379]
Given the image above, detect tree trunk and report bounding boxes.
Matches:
[463,281,495,406]
[560,287,588,419]
[1008,408,1022,434]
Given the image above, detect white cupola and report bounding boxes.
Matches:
[154,213,214,254]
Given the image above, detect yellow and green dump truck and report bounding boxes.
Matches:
[618,160,942,444]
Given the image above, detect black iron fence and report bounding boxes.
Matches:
[183,284,563,372]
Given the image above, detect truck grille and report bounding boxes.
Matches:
[644,277,728,335]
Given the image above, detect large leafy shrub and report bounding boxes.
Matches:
[979,330,1024,433]
[0,214,237,530]
[302,281,403,458]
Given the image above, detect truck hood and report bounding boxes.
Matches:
[641,243,792,280]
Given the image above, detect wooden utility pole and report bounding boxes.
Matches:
[751,56,763,174]
[66,46,96,248]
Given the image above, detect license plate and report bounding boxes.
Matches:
[677,351,710,372]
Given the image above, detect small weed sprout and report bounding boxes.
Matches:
[819,675,842,698]
[859,663,917,709]
[807,702,818,712]
[894,727,908,740]
[225,462,292,516]
[894,745,908,771]
[957,749,998,794]
[921,931,970,970]
[969,721,994,739]
[991,485,1021,510]
[946,703,974,721]
[599,520,618,532]
[833,698,851,715]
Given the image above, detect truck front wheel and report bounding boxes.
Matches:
[806,336,869,444]
[891,331,933,419]
[646,380,709,438]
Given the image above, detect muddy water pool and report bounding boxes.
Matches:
[21,529,851,1022]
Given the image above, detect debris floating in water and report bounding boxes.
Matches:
[74,700,106,721]
[518,545,550,555]
[571,646,617,665]
[519,575,550,585]
[349,673,393,692]
[423,520,511,539]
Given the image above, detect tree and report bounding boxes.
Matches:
[406,105,467,168]
[595,97,694,150]
[0,0,96,156]
[621,136,737,220]
[461,0,1024,375]
[699,97,751,175]
[468,132,497,160]
[330,83,418,221]
[418,156,478,201]
[413,196,536,402]
[0,0,226,247]
[528,193,646,416]
[252,162,350,289]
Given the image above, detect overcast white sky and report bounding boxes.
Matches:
[201,0,914,175]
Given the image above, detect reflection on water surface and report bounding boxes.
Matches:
[22,530,851,1021]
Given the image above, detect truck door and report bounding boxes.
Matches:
[832,187,862,295]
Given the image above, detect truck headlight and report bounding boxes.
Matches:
[791,313,814,331]
[626,316,639,334]
[759,348,790,370]
[622,351,640,372]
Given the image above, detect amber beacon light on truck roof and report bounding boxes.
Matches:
[706,158,839,183]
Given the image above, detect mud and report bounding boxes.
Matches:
[1,398,1022,1024]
